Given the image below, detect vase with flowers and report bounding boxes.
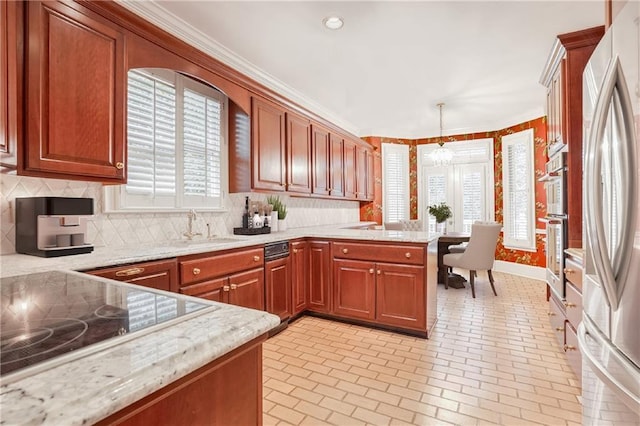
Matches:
[428,202,452,234]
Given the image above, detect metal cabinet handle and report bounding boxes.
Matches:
[253,256,260,262]
[115,162,124,170]
[564,344,577,351]
[115,267,144,277]
[223,285,230,292]
[548,312,555,316]
[555,327,564,332]
[405,252,411,259]
[564,268,574,274]
[342,248,348,254]
[193,267,201,275]
[369,268,374,274]
[230,284,238,290]
[564,302,576,308]
[377,270,381,275]
[293,249,298,254]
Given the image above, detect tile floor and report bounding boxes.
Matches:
[262,271,582,425]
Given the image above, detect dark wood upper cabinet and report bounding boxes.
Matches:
[366,147,375,201]
[252,96,286,192]
[343,139,357,199]
[355,145,367,199]
[330,134,344,197]
[286,112,312,194]
[0,1,22,170]
[311,124,330,196]
[24,1,126,182]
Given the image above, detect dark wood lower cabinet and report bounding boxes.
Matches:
[95,335,266,426]
[333,259,376,320]
[291,240,309,316]
[265,256,292,321]
[180,277,227,303]
[307,240,331,313]
[375,263,425,330]
[228,268,265,311]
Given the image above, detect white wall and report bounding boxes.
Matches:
[0,175,360,255]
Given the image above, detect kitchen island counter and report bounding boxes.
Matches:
[0,270,280,425]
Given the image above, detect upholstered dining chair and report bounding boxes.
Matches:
[384,222,404,230]
[400,219,423,231]
[442,222,502,298]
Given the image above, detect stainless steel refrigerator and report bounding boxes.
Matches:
[581,1,640,424]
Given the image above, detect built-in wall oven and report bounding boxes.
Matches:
[539,151,567,299]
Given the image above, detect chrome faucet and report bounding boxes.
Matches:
[183,209,202,240]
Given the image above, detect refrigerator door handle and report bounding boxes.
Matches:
[578,318,640,414]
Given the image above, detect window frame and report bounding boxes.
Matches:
[501,128,536,251]
[104,69,229,213]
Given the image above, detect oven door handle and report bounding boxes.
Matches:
[538,217,563,225]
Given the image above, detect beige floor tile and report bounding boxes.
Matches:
[264,272,581,425]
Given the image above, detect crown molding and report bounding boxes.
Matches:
[117,0,360,136]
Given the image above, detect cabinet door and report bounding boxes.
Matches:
[375,263,425,330]
[355,145,367,199]
[180,277,228,303]
[87,259,178,293]
[25,1,125,182]
[229,268,265,311]
[365,147,375,201]
[330,134,344,197]
[286,112,311,194]
[311,124,330,196]
[0,0,21,170]
[308,240,331,313]
[343,140,357,199]
[291,240,309,316]
[265,256,291,321]
[252,96,286,191]
[333,259,376,320]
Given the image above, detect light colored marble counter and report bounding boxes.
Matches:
[0,271,280,426]
[1,222,436,278]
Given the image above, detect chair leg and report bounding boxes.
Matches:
[444,268,449,290]
[469,270,476,298]
[488,269,497,296]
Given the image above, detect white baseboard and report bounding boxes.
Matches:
[493,260,546,281]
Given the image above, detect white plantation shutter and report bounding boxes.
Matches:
[114,69,227,211]
[382,143,410,223]
[459,164,486,233]
[425,170,448,233]
[502,129,535,250]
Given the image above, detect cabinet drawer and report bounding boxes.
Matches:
[332,242,424,265]
[180,248,264,285]
[565,282,582,328]
[548,293,565,348]
[564,257,583,291]
[86,258,178,292]
[564,323,582,386]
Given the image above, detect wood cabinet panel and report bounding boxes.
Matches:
[332,259,376,320]
[355,145,367,199]
[375,263,425,330]
[95,336,265,426]
[252,96,286,191]
[179,248,263,285]
[565,282,582,329]
[343,140,357,199]
[291,240,309,316]
[86,259,178,293]
[25,1,125,182]
[180,277,227,303]
[286,112,311,194]
[548,293,565,348]
[265,256,291,321]
[0,0,21,170]
[228,268,265,311]
[332,242,424,266]
[308,240,331,313]
[365,148,375,201]
[330,134,344,197]
[564,323,581,386]
[311,124,330,196]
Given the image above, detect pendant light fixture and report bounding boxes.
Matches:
[431,102,453,166]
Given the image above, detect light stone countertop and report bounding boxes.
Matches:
[1,222,437,278]
[0,271,281,426]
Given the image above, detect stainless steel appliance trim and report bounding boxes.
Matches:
[578,318,640,415]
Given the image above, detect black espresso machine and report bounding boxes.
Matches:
[16,197,94,257]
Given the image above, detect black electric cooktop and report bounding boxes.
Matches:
[0,271,209,381]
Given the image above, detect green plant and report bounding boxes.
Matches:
[266,195,287,220]
[428,202,452,223]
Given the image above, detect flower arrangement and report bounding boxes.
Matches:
[428,202,452,223]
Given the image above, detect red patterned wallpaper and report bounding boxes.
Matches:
[361,116,548,268]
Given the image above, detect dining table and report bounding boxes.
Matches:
[437,232,471,289]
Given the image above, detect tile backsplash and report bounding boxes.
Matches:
[0,175,360,255]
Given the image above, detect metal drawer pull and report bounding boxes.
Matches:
[293,249,298,254]
[555,327,564,332]
[564,344,577,351]
[223,285,230,292]
[342,248,349,254]
[548,312,555,316]
[564,302,576,308]
[564,268,575,274]
[377,270,381,275]
[369,268,374,274]
[230,284,238,290]
[115,267,144,277]
[405,252,411,259]
[253,256,260,262]
[193,267,201,275]
[115,162,124,170]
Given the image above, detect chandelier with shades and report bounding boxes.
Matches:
[430,102,453,166]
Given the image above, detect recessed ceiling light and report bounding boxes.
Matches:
[323,16,344,30]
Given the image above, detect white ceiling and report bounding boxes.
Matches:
[122,1,604,139]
